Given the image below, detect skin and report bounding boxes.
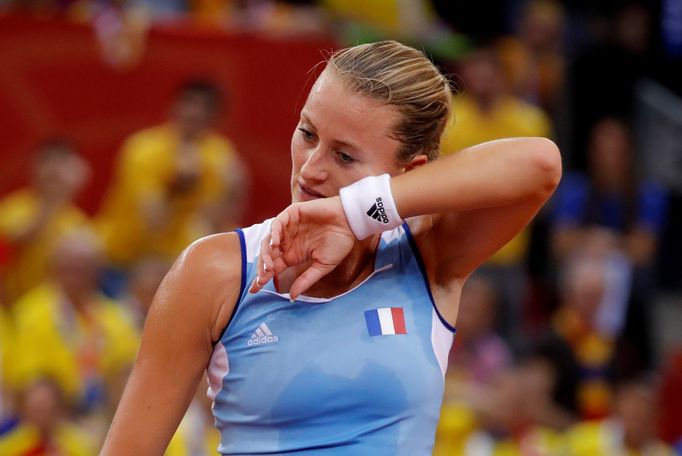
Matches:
[101,67,561,455]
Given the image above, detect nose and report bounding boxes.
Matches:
[299,147,329,182]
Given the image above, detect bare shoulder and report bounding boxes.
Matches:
[173,232,242,281]
[157,232,243,344]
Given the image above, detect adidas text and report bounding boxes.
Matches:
[247,335,279,346]
[247,322,279,346]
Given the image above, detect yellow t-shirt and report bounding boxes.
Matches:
[434,403,563,456]
[97,124,239,266]
[433,402,479,455]
[564,420,675,456]
[0,422,95,456]
[11,282,139,404]
[322,0,433,36]
[440,95,551,265]
[0,190,91,302]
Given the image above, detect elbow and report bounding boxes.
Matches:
[528,137,562,196]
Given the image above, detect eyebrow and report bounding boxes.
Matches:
[300,112,361,152]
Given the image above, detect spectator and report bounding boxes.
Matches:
[97,78,247,294]
[435,274,513,455]
[121,257,170,328]
[551,117,667,271]
[517,341,577,431]
[497,0,566,114]
[0,139,91,304]
[0,378,95,456]
[564,379,674,455]
[11,230,139,429]
[446,274,512,387]
[550,234,639,420]
[436,367,567,455]
[323,0,434,41]
[440,47,553,344]
[566,2,657,170]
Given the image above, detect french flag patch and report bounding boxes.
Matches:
[364,307,407,337]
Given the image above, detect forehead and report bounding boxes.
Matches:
[302,69,401,148]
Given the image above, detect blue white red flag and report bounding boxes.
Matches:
[364,307,407,336]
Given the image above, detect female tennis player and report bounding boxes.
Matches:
[101,40,561,455]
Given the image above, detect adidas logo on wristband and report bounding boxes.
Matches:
[340,174,401,240]
[366,197,390,224]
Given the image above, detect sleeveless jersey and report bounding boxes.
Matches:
[207,220,456,455]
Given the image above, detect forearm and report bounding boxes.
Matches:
[391,137,562,218]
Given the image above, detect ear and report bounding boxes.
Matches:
[402,154,429,173]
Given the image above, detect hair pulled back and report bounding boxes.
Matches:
[327,40,452,162]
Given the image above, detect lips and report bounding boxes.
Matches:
[298,182,325,199]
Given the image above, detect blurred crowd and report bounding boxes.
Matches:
[1,0,682,455]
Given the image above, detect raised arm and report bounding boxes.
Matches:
[100,233,241,455]
[251,137,561,300]
[393,137,562,279]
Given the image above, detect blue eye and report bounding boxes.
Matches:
[336,151,354,164]
[298,128,315,142]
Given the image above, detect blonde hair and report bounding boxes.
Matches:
[327,40,452,162]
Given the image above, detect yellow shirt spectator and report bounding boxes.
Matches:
[323,0,435,37]
[97,124,240,266]
[0,190,90,302]
[564,420,674,456]
[440,94,551,265]
[11,282,139,405]
[433,402,478,455]
[434,401,564,456]
[0,422,95,456]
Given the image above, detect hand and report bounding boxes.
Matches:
[249,197,356,300]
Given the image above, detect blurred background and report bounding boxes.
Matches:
[0,0,681,454]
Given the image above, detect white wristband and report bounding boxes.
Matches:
[339,174,402,240]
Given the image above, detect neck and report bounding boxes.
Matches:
[283,235,380,299]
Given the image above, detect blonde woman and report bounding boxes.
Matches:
[101,40,561,455]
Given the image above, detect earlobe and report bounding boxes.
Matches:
[404,154,429,172]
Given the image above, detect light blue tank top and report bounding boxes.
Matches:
[207,220,455,455]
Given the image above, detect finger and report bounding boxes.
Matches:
[251,236,267,292]
[252,234,276,293]
[270,216,282,249]
[271,207,294,250]
[289,262,336,301]
[249,277,262,294]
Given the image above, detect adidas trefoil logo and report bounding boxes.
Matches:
[247,322,279,346]
[366,197,389,224]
